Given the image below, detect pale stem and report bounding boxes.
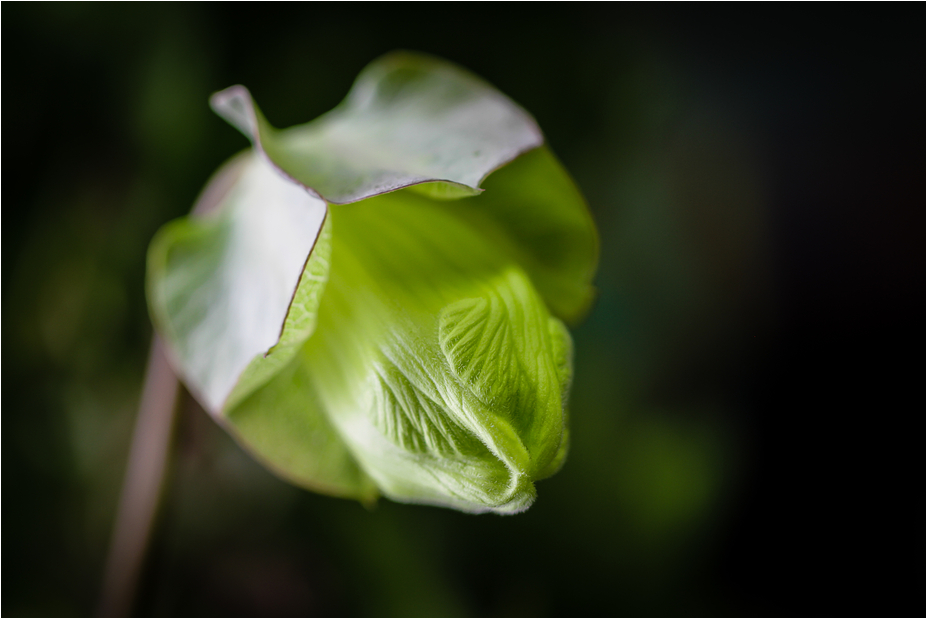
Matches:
[98,335,179,617]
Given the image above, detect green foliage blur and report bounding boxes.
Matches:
[3,4,921,616]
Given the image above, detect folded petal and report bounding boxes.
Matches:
[147,152,328,413]
[304,190,572,513]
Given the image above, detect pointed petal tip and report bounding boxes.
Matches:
[210,85,258,139]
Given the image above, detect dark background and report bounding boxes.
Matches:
[3,4,923,616]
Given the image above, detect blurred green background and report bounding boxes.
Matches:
[3,4,921,616]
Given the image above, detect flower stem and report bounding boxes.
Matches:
[98,335,179,617]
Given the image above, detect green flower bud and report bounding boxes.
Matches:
[147,52,597,514]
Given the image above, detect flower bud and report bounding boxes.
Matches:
[147,52,597,514]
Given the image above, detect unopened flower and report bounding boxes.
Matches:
[148,52,597,514]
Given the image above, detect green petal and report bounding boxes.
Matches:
[224,344,377,502]
[210,51,543,204]
[304,190,570,514]
[437,269,565,477]
[453,146,599,323]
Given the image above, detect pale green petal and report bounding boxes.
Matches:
[221,215,332,414]
[452,146,599,323]
[209,51,543,204]
[147,152,328,413]
[224,343,377,502]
